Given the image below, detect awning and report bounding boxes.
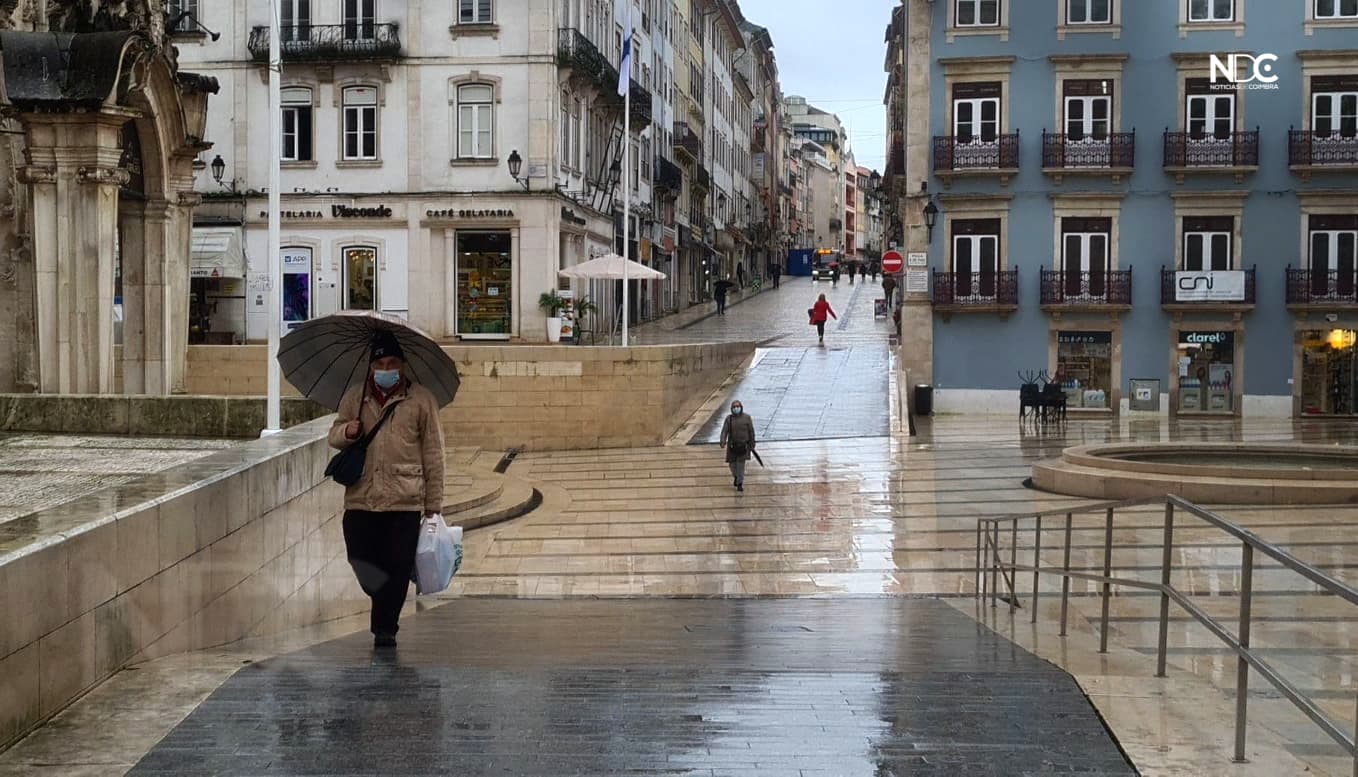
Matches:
[191,227,246,279]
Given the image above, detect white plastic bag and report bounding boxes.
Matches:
[414,514,463,595]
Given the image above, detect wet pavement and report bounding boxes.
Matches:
[690,345,890,444]
[127,599,1135,777]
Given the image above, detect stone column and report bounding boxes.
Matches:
[898,0,935,388]
[119,200,148,394]
[168,193,197,393]
[22,112,129,395]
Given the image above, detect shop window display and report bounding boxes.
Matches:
[1302,329,1358,416]
[1177,330,1234,413]
[1056,331,1112,409]
[457,231,512,336]
[343,246,377,311]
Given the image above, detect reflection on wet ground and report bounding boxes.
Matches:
[127,600,1135,777]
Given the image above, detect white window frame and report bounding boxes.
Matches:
[1188,0,1234,22]
[1063,231,1109,275]
[1311,228,1358,274]
[955,0,1000,27]
[1184,229,1233,271]
[459,0,494,25]
[281,0,312,40]
[1187,92,1235,140]
[1067,0,1111,24]
[951,230,1001,299]
[1316,0,1358,19]
[1314,90,1358,138]
[1065,95,1111,142]
[343,0,375,39]
[457,83,495,159]
[342,86,379,161]
[169,0,199,32]
[281,87,313,162]
[954,97,1000,144]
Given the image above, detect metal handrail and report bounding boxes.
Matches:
[976,494,1358,776]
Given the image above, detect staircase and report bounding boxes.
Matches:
[441,447,541,530]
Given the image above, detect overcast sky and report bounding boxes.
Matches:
[738,0,896,172]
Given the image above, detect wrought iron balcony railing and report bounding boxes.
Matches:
[933,269,1020,307]
[654,156,683,194]
[558,28,651,129]
[1288,129,1358,168]
[1040,269,1132,307]
[1042,131,1135,169]
[1163,129,1259,168]
[673,121,702,161]
[248,23,402,62]
[694,165,711,191]
[932,133,1020,172]
[1287,267,1358,306]
[1160,266,1256,305]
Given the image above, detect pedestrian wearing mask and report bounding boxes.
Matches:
[328,330,446,649]
[719,400,756,492]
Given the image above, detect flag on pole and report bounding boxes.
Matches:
[618,8,632,97]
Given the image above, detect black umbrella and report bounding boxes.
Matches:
[277,310,460,411]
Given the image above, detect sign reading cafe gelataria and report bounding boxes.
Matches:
[425,208,515,219]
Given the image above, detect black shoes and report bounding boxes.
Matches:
[737,484,744,492]
[374,633,397,648]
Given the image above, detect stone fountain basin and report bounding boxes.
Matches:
[1032,442,1358,504]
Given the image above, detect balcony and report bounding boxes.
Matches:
[1041,131,1135,183]
[1286,267,1358,309]
[694,165,711,192]
[1161,267,1256,311]
[1040,269,1133,313]
[1162,129,1259,183]
[932,269,1020,320]
[829,217,843,232]
[673,121,702,162]
[932,132,1020,186]
[247,24,402,62]
[1288,129,1358,179]
[558,29,651,129]
[654,156,682,196]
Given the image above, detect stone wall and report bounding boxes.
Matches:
[0,419,365,750]
[0,395,329,437]
[171,342,755,451]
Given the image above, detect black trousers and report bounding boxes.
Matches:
[343,510,422,636]
[816,321,826,339]
[716,297,727,314]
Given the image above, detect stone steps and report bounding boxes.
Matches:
[446,474,540,531]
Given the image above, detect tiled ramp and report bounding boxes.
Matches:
[129,599,1135,777]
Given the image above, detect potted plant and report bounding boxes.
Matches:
[539,290,566,342]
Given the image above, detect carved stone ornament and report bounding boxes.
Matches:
[0,233,31,286]
[176,191,202,208]
[77,166,132,186]
[17,165,57,184]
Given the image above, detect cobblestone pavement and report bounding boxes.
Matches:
[0,434,234,527]
[127,599,1135,777]
[691,345,890,443]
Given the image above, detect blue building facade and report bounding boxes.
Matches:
[911,0,1358,417]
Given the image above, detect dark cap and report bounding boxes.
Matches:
[370,330,405,362]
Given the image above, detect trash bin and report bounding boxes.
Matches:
[913,384,933,417]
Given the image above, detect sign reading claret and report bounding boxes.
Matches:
[1174,271,1246,302]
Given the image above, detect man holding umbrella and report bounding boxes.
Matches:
[327,330,446,648]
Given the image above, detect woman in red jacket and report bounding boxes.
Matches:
[810,293,837,345]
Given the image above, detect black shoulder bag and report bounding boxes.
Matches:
[325,401,400,487]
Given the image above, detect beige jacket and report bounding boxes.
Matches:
[327,380,446,515]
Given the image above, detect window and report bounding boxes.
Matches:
[168,0,199,32]
[952,218,1001,298]
[281,87,313,162]
[457,83,494,159]
[642,138,651,181]
[281,0,312,41]
[1064,80,1111,141]
[1188,0,1233,21]
[1183,216,1233,271]
[343,0,375,39]
[342,86,378,161]
[1313,77,1358,138]
[1062,217,1110,297]
[343,246,377,311]
[1186,80,1235,139]
[1316,0,1358,18]
[1067,0,1111,23]
[1310,215,1358,296]
[560,90,570,170]
[956,0,1000,26]
[459,0,493,24]
[953,82,1001,144]
[573,98,584,169]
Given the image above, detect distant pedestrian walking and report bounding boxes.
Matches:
[771,263,782,289]
[831,262,841,285]
[736,262,747,289]
[719,399,755,492]
[328,331,446,649]
[714,278,735,316]
[882,275,897,307]
[810,293,837,345]
[847,262,857,283]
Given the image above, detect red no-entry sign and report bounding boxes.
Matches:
[881,250,904,274]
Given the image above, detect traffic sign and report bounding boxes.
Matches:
[881,250,904,274]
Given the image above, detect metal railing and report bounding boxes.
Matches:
[1163,129,1260,168]
[933,268,1020,307]
[1287,267,1358,306]
[247,23,401,62]
[1040,268,1132,306]
[1042,130,1136,169]
[977,495,1358,775]
[933,132,1020,171]
[1289,129,1358,167]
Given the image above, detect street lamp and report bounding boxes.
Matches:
[210,154,226,186]
[507,150,529,191]
[923,199,939,243]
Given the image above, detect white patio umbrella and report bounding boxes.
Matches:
[557,253,667,280]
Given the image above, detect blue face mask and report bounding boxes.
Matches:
[732,407,743,415]
[373,369,401,390]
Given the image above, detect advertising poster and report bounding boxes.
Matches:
[559,288,575,343]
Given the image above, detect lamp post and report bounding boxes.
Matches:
[507,150,530,191]
[210,154,226,185]
[923,199,939,243]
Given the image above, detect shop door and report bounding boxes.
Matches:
[342,246,377,311]
[1302,330,1358,415]
[456,231,513,337]
[310,247,338,318]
